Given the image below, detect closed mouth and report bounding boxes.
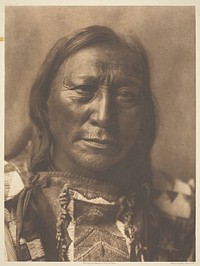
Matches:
[83,138,116,145]
[79,138,117,149]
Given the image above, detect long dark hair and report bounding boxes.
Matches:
[28,25,156,184]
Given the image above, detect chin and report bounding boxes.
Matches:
[77,155,121,173]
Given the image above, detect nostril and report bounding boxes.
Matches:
[88,89,118,130]
[90,104,112,128]
[90,113,111,128]
[89,94,111,127]
[90,108,118,132]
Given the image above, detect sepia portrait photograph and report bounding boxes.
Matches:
[3,1,196,263]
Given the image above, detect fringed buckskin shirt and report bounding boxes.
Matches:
[4,153,195,262]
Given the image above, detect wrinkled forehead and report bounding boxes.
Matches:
[57,44,144,85]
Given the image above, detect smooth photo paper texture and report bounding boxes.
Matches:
[4,6,195,262]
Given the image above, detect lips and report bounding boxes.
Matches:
[83,138,115,145]
[79,138,117,150]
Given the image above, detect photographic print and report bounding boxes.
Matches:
[4,4,196,262]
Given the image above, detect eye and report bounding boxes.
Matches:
[73,85,97,95]
[116,87,141,106]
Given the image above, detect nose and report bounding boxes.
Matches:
[90,90,115,129]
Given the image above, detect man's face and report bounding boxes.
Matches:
[48,44,144,173]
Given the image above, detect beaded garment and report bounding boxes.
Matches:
[4,156,195,261]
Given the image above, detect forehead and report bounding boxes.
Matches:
[57,45,143,83]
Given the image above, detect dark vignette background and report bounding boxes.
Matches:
[5,6,195,182]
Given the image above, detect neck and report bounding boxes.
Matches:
[50,148,144,193]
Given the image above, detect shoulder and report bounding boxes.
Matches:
[152,169,194,220]
[4,161,25,202]
[4,147,31,202]
[150,169,195,261]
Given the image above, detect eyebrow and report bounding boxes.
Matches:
[63,74,143,88]
[63,75,98,87]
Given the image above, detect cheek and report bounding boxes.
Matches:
[118,107,143,143]
[48,92,87,139]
